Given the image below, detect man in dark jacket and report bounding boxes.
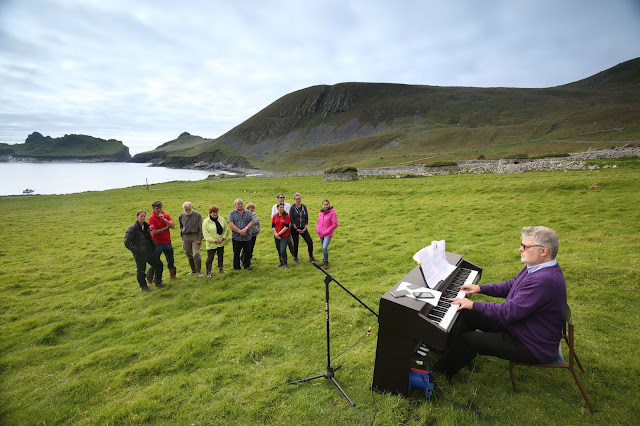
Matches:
[124,210,165,292]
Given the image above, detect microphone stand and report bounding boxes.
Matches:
[288,261,378,407]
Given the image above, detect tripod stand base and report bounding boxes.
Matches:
[288,366,356,406]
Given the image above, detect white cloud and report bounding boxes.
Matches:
[1,0,639,153]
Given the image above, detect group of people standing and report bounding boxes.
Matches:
[124,193,338,292]
[270,192,338,270]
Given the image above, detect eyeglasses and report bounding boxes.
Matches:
[278,196,285,199]
[521,243,544,250]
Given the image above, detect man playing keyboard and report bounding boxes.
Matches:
[434,226,567,380]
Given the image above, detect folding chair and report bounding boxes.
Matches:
[508,304,595,413]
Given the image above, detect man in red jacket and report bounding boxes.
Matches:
[146,200,179,281]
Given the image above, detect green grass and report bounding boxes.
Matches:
[1,160,639,424]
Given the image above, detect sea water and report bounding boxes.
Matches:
[0,162,224,196]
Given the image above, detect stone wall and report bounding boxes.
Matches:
[566,146,640,160]
[358,146,639,177]
[323,170,359,181]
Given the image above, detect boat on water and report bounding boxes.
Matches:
[22,188,34,194]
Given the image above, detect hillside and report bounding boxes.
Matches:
[0,132,131,162]
[132,58,640,172]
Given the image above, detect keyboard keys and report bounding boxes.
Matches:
[425,268,478,329]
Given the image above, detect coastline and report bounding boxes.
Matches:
[0,155,129,163]
[0,162,217,197]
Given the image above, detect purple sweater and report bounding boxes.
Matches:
[473,264,567,362]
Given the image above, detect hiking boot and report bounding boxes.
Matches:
[155,281,166,288]
[169,267,179,279]
[141,285,151,292]
[309,257,315,263]
[323,261,329,269]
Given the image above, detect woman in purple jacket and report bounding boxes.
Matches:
[315,199,338,269]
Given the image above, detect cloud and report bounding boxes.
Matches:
[1,0,639,153]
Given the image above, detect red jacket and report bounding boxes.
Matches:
[148,211,173,245]
[271,212,291,237]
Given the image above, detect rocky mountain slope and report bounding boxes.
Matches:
[133,58,640,171]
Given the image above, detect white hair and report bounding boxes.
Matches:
[182,201,193,209]
[522,226,559,259]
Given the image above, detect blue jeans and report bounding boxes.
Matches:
[147,242,174,274]
[275,235,291,263]
[320,236,332,262]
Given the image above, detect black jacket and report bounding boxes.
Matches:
[289,204,309,229]
[124,221,156,255]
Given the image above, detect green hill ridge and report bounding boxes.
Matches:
[0,132,131,162]
[132,57,640,172]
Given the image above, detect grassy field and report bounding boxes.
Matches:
[1,159,639,424]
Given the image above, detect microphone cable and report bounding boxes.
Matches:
[332,321,379,363]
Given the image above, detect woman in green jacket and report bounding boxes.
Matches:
[203,205,229,276]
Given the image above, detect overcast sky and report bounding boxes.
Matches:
[2,0,639,154]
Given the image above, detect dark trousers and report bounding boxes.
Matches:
[205,247,224,270]
[134,251,163,287]
[274,235,291,263]
[147,243,174,275]
[232,239,252,269]
[250,236,257,258]
[435,309,540,377]
[291,229,314,258]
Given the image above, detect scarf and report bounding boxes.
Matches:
[210,215,223,234]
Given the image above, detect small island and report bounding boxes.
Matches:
[0,132,131,162]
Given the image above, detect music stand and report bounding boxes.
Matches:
[288,261,378,406]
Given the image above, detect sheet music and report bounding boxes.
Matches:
[413,240,456,289]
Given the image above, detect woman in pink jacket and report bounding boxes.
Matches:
[315,199,338,269]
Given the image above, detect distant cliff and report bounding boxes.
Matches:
[130,132,251,170]
[0,132,131,162]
